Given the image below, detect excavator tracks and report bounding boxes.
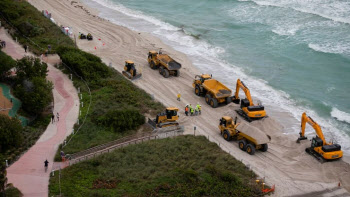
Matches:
[305,147,326,163]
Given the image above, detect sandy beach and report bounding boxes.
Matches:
[28,0,350,196]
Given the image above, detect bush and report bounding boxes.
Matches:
[0,115,23,153]
[0,50,16,80]
[96,109,145,132]
[56,46,111,84]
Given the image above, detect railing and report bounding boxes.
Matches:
[67,126,184,166]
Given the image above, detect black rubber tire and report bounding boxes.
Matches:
[205,94,211,104]
[175,70,180,77]
[261,144,268,152]
[159,67,164,75]
[246,144,256,155]
[223,130,231,141]
[195,86,201,96]
[226,97,231,104]
[150,61,156,69]
[238,140,247,151]
[210,98,218,108]
[163,69,170,78]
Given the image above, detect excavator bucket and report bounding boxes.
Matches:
[296,136,307,143]
[232,96,240,104]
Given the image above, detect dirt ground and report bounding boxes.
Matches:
[0,86,13,116]
[28,0,350,196]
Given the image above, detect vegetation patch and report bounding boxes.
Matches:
[49,136,263,197]
[0,0,75,55]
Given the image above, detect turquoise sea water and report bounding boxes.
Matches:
[83,0,350,152]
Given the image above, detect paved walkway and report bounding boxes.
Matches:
[1,27,79,196]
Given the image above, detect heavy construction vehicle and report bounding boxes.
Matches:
[192,74,232,108]
[148,107,179,128]
[122,60,142,80]
[297,112,343,162]
[87,33,93,41]
[147,50,181,78]
[219,116,270,155]
[232,79,266,121]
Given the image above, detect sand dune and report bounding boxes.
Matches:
[28,0,350,196]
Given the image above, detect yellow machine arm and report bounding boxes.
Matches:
[234,79,254,106]
[298,112,327,145]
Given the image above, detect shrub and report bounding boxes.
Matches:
[96,109,145,132]
[0,115,23,153]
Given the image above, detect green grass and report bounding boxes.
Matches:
[50,136,263,197]
[54,59,163,161]
[0,0,75,55]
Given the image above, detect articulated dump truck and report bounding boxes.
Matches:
[193,74,232,108]
[219,116,270,155]
[148,50,181,78]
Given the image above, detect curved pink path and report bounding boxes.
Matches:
[6,66,76,196]
[1,27,79,196]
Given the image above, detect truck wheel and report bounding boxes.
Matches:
[163,69,170,78]
[246,144,256,155]
[159,67,164,75]
[226,97,231,104]
[205,94,211,104]
[238,140,247,151]
[195,86,201,96]
[261,144,268,152]
[210,98,218,108]
[223,130,231,141]
[175,70,180,77]
[150,61,156,69]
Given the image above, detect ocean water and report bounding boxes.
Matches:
[83,0,350,153]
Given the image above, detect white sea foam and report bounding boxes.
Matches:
[272,26,299,36]
[308,43,350,55]
[331,108,350,124]
[249,0,350,25]
[84,0,350,151]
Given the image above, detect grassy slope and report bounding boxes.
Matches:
[0,0,74,55]
[50,136,262,197]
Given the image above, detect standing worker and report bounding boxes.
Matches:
[195,105,199,116]
[177,93,181,101]
[185,105,189,116]
[198,104,201,115]
[189,104,194,116]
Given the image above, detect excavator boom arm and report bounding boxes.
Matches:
[235,79,254,106]
[299,112,327,145]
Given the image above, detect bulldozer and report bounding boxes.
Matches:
[232,79,266,122]
[122,60,142,80]
[193,74,232,108]
[148,107,179,128]
[147,50,181,78]
[219,116,270,155]
[297,112,343,162]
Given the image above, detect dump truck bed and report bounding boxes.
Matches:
[158,54,181,70]
[203,79,232,98]
[236,122,270,144]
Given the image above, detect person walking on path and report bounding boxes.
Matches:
[57,112,60,122]
[185,105,189,116]
[51,114,55,123]
[44,160,49,172]
[177,93,181,101]
[24,45,28,53]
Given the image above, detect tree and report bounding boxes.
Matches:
[0,163,7,195]
[0,115,23,153]
[14,77,53,115]
[15,56,48,82]
[0,50,16,80]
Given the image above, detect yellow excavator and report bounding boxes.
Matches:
[122,60,142,80]
[297,112,343,162]
[148,107,179,128]
[232,79,266,122]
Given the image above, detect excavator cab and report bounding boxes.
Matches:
[149,107,179,128]
[122,60,142,80]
